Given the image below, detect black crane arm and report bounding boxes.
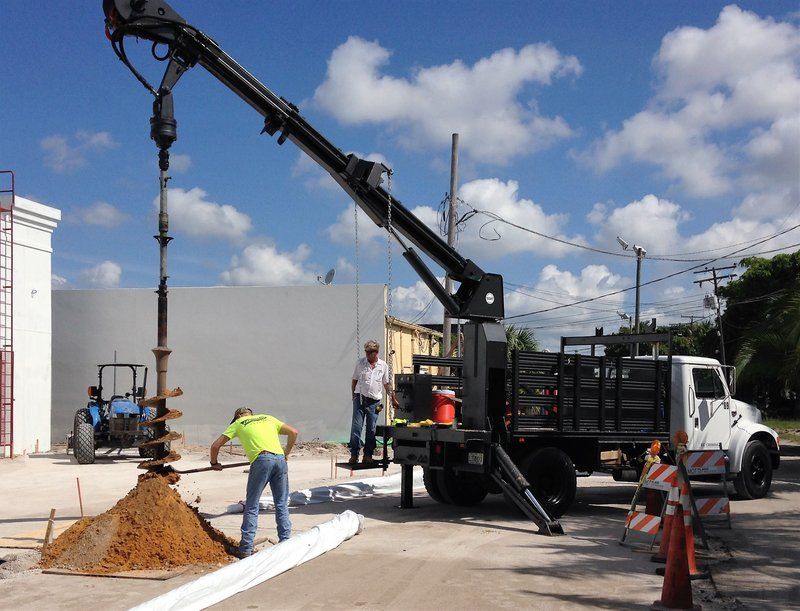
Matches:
[103,0,504,320]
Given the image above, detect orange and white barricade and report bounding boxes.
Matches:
[682,449,732,530]
[620,461,676,548]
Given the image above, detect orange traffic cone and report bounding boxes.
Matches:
[651,504,700,610]
[652,485,679,563]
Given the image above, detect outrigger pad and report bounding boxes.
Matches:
[139,387,184,407]
[138,451,182,469]
[140,409,183,427]
[139,431,182,447]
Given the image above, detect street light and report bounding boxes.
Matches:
[616,236,647,356]
[616,311,632,332]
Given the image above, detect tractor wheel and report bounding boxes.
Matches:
[436,468,488,506]
[73,418,96,465]
[520,447,576,518]
[423,468,448,504]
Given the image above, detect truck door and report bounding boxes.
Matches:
[688,367,731,450]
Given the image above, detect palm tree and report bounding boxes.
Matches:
[505,324,539,354]
[735,282,800,417]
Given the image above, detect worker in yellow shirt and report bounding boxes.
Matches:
[210,407,298,557]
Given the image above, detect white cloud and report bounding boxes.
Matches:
[588,194,689,253]
[452,178,585,259]
[585,6,800,197]
[326,177,583,263]
[333,257,356,283]
[157,187,252,241]
[326,205,386,256]
[41,130,117,173]
[220,243,317,286]
[51,274,69,289]
[169,154,192,173]
[313,37,581,163]
[80,261,121,289]
[77,201,127,228]
[391,279,444,324]
[505,264,629,349]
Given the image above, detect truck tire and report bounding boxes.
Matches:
[521,447,576,518]
[436,469,488,506]
[734,440,772,500]
[423,468,448,503]
[73,416,96,465]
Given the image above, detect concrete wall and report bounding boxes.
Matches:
[10,197,61,456]
[52,284,386,446]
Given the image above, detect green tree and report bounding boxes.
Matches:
[505,324,539,354]
[734,282,800,417]
[719,252,800,414]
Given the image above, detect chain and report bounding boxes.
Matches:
[386,169,394,399]
[354,201,360,359]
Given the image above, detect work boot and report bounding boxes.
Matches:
[348,455,358,465]
[361,454,375,465]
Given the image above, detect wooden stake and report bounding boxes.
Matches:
[42,508,56,552]
[76,477,84,518]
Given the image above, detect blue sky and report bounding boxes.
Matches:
[1,1,798,347]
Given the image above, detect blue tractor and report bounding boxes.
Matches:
[71,363,156,464]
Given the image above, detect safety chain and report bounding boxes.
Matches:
[385,169,394,413]
[354,201,360,359]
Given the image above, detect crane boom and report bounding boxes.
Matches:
[103,0,504,321]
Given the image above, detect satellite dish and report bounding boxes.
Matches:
[317,268,335,285]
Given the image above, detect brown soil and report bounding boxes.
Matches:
[41,473,236,573]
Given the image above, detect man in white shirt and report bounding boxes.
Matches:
[349,339,398,464]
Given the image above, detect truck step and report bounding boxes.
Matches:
[491,444,564,536]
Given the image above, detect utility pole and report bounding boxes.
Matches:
[693,265,737,365]
[616,236,646,357]
[442,133,458,367]
[681,315,702,325]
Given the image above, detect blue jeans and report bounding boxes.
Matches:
[240,452,291,555]
[349,394,379,458]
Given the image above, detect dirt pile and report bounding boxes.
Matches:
[41,473,236,573]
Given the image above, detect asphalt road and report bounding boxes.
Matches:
[1,446,798,609]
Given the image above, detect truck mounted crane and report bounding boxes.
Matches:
[103,0,564,534]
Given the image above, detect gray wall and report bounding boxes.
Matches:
[52,284,385,445]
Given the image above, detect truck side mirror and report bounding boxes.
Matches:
[88,385,99,399]
[724,366,736,396]
[136,386,146,399]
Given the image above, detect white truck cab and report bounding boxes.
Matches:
[666,355,780,499]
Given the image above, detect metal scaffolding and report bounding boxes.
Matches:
[0,171,14,456]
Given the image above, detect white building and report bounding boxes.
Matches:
[4,196,61,457]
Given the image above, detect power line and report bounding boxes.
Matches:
[460,198,800,262]
[503,224,799,322]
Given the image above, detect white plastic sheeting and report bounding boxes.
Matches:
[130,510,365,611]
[226,469,424,514]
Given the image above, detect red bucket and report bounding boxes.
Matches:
[431,390,456,424]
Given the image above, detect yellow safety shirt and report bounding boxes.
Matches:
[222,414,284,463]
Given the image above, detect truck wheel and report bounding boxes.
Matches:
[423,468,448,504]
[73,420,96,465]
[521,447,576,518]
[734,440,772,500]
[436,469,488,506]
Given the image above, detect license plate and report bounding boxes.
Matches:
[468,452,483,465]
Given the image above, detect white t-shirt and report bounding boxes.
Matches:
[352,357,390,400]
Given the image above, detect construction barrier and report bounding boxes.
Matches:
[644,464,678,492]
[682,449,732,530]
[620,458,669,547]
